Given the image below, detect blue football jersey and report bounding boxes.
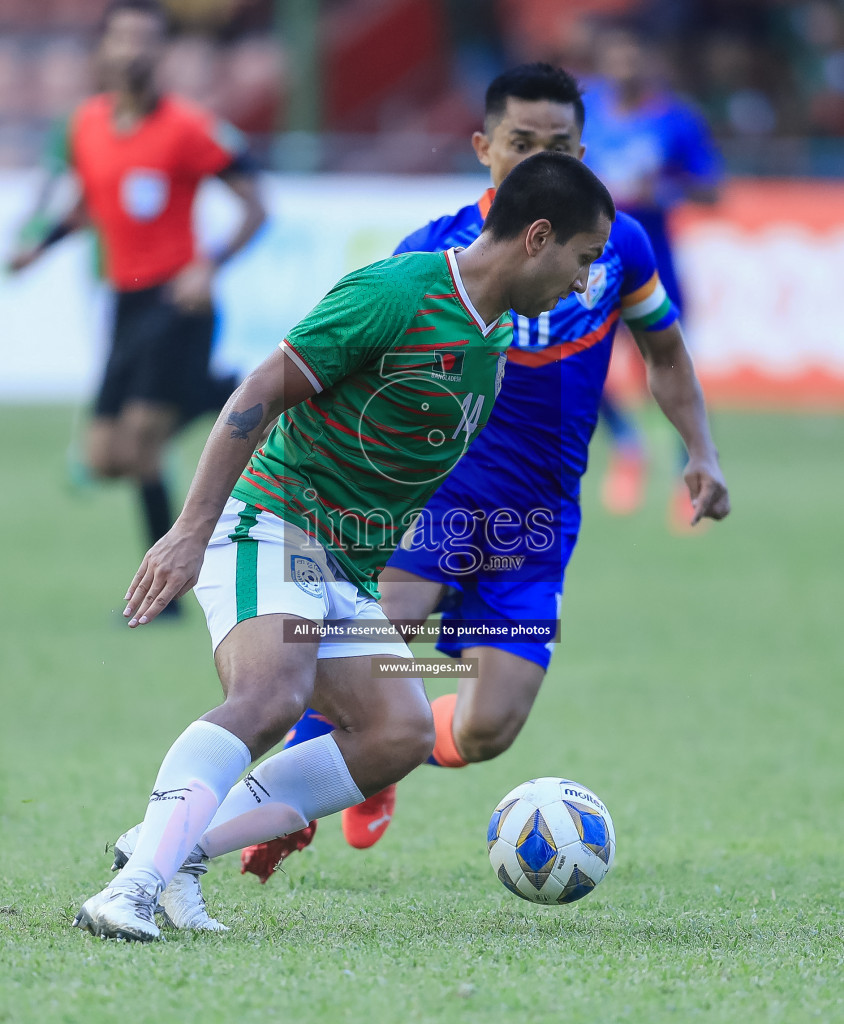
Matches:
[394,190,678,509]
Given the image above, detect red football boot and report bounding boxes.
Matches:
[341,785,396,849]
[240,821,318,883]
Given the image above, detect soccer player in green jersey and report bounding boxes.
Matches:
[73,152,614,942]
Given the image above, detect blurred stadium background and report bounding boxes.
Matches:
[1,0,843,405]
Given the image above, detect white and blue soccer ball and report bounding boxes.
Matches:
[487,777,615,905]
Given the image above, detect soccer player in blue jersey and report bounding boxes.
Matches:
[583,21,724,524]
[240,62,730,883]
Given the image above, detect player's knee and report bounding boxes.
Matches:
[456,713,522,764]
[378,700,435,776]
[87,448,124,479]
[90,461,123,480]
[123,446,163,482]
[114,425,167,480]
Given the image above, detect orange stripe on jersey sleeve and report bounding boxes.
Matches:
[620,271,659,308]
[477,188,496,220]
[507,310,620,367]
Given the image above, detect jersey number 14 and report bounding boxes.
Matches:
[452,393,485,440]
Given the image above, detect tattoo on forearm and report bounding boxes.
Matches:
[227,403,263,440]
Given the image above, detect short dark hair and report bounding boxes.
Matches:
[483,152,615,244]
[101,0,168,33]
[485,63,585,132]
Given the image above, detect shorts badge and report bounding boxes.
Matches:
[290,555,325,597]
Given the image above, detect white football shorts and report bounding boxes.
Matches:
[194,497,413,660]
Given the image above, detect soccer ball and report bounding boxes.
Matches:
[487,777,615,905]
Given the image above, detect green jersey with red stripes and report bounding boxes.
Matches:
[231,248,513,596]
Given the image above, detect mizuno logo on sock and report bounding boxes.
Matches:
[149,788,192,802]
[244,773,271,804]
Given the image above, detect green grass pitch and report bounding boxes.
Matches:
[1,405,842,1024]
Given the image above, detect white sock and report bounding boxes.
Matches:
[199,734,363,860]
[112,720,251,893]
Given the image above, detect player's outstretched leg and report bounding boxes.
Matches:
[338,568,450,849]
[338,650,546,857]
[426,693,469,767]
[239,707,333,880]
[428,648,546,765]
[261,692,460,859]
[200,657,433,878]
[339,689,469,854]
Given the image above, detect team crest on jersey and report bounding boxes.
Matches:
[290,556,325,598]
[575,263,607,310]
[494,352,506,396]
[120,168,170,221]
[431,351,465,382]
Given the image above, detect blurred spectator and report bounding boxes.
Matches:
[784,0,844,135]
[496,0,641,69]
[0,39,29,119]
[33,38,95,120]
[0,0,843,170]
[0,0,284,166]
[219,35,286,137]
[159,33,223,109]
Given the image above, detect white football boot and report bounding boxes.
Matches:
[112,824,229,932]
[73,883,161,942]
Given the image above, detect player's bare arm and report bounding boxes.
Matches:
[6,191,88,272]
[633,321,730,524]
[169,172,266,311]
[214,171,267,267]
[124,348,314,626]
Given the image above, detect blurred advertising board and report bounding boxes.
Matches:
[673,180,844,409]
[1,173,842,408]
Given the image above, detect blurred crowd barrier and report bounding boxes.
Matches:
[672,179,844,407]
[2,171,843,408]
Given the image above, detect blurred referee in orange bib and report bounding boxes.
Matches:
[9,0,266,617]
